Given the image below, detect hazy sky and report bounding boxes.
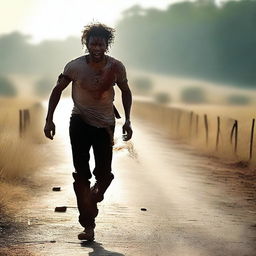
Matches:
[0,0,187,43]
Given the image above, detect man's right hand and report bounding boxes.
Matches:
[44,120,56,140]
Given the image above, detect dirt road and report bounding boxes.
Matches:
[0,101,255,256]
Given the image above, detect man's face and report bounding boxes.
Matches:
[87,36,107,62]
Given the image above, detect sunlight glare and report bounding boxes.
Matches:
[21,0,177,43]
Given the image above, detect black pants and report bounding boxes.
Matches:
[69,114,114,182]
[69,114,114,228]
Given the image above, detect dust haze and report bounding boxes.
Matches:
[0,1,255,252]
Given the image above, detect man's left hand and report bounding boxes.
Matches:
[122,120,133,141]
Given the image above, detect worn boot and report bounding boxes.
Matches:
[72,172,98,230]
[78,228,95,241]
[91,175,114,203]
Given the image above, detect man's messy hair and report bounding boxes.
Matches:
[81,23,115,49]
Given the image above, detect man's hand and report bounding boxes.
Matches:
[44,120,56,140]
[122,120,133,141]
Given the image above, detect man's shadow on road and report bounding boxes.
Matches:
[81,241,125,256]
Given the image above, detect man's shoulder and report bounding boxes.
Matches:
[107,56,127,84]
[66,56,84,67]
[63,56,84,77]
[107,55,125,68]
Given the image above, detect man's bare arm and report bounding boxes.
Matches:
[117,81,133,141]
[44,75,70,140]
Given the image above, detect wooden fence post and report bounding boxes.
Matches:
[204,114,209,145]
[19,109,30,138]
[216,116,220,151]
[230,120,238,154]
[250,118,255,160]
[235,121,238,153]
[195,114,199,138]
[19,109,23,138]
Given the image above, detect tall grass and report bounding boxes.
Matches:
[0,99,47,179]
[0,98,49,218]
[133,100,256,167]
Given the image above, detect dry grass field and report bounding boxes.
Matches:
[129,69,256,168]
[0,97,49,219]
[133,101,256,169]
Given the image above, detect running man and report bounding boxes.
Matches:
[44,23,132,241]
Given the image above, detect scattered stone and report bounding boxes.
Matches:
[52,187,61,191]
[141,208,147,211]
[55,206,67,212]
